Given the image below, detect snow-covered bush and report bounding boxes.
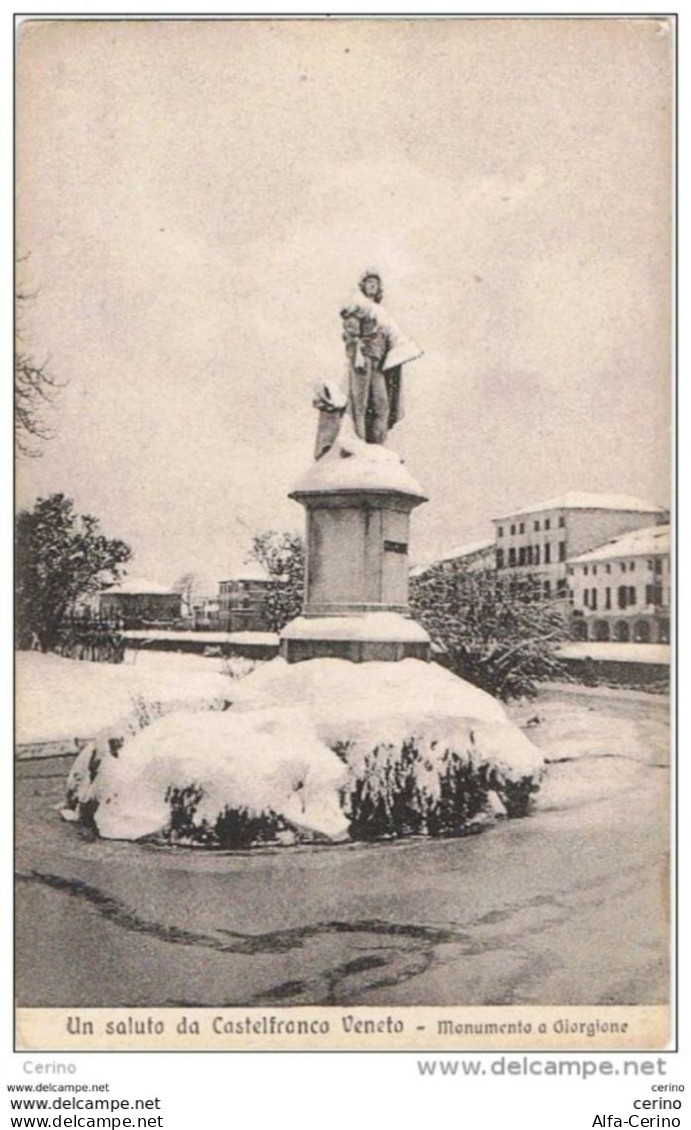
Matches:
[337,739,491,839]
[62,708,350,844]
[62,657,544,848]
[410,564,570,701]
[162,784,290,848]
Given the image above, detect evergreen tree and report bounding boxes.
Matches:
[15,493,132,651]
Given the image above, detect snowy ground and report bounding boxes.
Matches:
[15,649,248,751]
[15,668,670,1009]
[122,630,279,646]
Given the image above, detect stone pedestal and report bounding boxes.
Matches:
[280,443,431,663]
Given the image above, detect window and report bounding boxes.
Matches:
[534,520,540,531]
[582,589,588,607]
[559,541,567,562]
[557,579,567,597]
[655,559,663,575]
[605,564,611,574]
[508,548,516,567]
[519,522,525,534]
[498,526,504,538]
[591,588,598,610]
[584,565,589,576]
[558,516,565,528]
[629,561,635,572]
[628,586,636,605]
[544,580,551,597]
[510,524,516,535]
[518,547,526,566]
[605,587,611,610]
[545,518,551,531]
[618,586,628,610]
[544,543,551,564]
[526,546,533,565]
[593,564,597,575]
[621,562,627,572]
[535,546,541,565]
[496,549,505,569]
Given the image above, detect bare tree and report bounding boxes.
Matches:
[172,572,199,617]
[15,264,64,457]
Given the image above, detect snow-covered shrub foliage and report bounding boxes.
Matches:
[235,658,545,839]
[340,739,489,839]
[410,564,570,701]
[62,659,544,847]
[163,784,288,848]
[52,620,125,664]
[62,708,350,843]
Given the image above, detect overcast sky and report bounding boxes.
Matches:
[16,17,672,589]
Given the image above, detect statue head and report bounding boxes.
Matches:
[358,270,383,303]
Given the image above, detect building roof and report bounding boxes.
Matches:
[410,539,494,578]
[493,492,668,521]
[437,538,494,563]
[102,577,176,596]
[568,524,670,565]
[220,564,273,584]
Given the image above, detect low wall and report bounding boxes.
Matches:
[559,656,670,691]
[123,632,279,660]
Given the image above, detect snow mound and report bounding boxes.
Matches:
[233,658,544,781]
[62,656,544,847]
[64,707,349,844]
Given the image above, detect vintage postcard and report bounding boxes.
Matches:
[14,15,674,1053]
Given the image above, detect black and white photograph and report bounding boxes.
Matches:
[13,15,674,1053]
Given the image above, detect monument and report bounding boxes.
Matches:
[280,270,431,663]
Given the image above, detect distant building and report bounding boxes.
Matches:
[492,492,668,600]
[218,565,279,632]
[567,524,670,643]
[99,578,182,627]
[191,595,222,630]
[410,539,495,579]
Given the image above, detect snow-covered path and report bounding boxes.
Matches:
[15,685,669,1011]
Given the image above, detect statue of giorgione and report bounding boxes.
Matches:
[314,270,422,459]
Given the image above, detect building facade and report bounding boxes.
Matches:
[191,596,222,630]
[217,565,278,633]
[99,578,182,627]
[567,524,670,643]
[492,493,668,600]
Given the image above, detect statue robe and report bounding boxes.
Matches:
[343,294,422,436]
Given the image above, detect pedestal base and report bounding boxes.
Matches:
[280,612,431,664]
